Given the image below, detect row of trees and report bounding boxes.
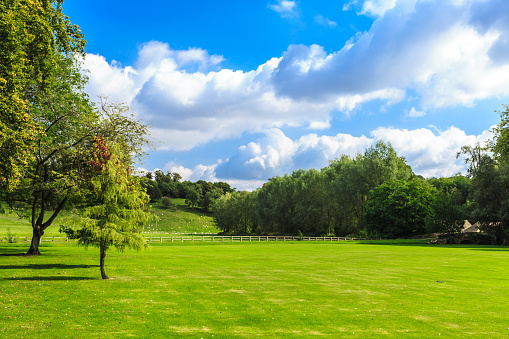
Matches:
[140,171,235,211]
[212,141,473,239]
[0,1,153,277]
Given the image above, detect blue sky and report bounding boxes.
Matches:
[63,0,509,190]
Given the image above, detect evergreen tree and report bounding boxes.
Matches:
[61,139,151,279]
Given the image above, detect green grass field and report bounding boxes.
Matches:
[1,240,508,338]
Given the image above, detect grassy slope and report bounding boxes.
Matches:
[0,198,219,238]
[1,241,509,338]
[144,198,218,235]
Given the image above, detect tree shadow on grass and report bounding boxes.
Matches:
[0,252,31,257]
[0,264,98,270]
[3,276,96,281]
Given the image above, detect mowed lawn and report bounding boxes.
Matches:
[1,241,508,338]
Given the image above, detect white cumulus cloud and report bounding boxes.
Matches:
[273,0,509,109]
[268,0,297,17]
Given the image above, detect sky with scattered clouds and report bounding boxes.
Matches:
[63,0,508,190]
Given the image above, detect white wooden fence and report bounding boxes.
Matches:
[4,235,366,243]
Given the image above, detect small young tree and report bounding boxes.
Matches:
[62,138,151,279]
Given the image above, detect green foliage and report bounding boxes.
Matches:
[216,142,413,237]
[0,0,86,190]
[469,157,509,244]
[291,169,330,236]
[201,187,223,212]
[4,228,15,243]
[255,173,298,234]
[2,83,151,255]
[61,143,151,279]
[463,106,509,245]
[161,196,172,209]
[425,179,468,235]
[1,52,98,254]
[364,179,435,238]
[140,177,162,202]
[212,191,258,234]
[330,141,413,235]
[184,184,201,209]
[490,104,509,163]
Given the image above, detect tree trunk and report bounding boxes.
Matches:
[100,245,109,280]
[27,225,44,255]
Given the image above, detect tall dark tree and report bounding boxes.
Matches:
[464,106,509,245]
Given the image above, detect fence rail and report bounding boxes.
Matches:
[3,235,367,243]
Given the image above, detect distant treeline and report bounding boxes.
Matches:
[212,141,471,239]
[140,170,234,211]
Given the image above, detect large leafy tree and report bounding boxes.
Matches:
[0,0,86,190]
[465,106,509,244]
[3,73,150,255]
[291,169,329,236]
[364,179,435,238]
[62,139,151,279]
[212,191,258,234]
[469,157,509,244]
[2,53,96,254]
[255,174,298,235]
[331,141,413,235]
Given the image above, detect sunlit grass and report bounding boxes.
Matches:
[144,198,219,236]
[1,241,509,338]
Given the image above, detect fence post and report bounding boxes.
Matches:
[160,237,163,242]
[202,236,204,242]
[222,236,224,242]
[171,237,173,243]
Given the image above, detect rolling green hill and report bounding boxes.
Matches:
[144,198,219,235]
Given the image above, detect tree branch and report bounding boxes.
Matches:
[42,196,68,231]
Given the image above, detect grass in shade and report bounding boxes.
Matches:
[1,240,509,338]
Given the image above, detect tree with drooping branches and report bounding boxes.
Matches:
[61,137,151,279]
